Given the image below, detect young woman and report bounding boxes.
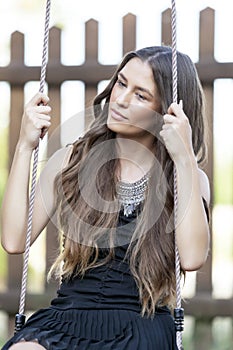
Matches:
[1,46,210,350]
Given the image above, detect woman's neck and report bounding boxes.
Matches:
[116,135,155,183]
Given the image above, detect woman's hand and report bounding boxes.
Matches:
[19,92,52,150]
[159,101,195,163]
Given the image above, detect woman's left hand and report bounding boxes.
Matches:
[159,101,195,162]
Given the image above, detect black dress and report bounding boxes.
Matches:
[2,211,178,350]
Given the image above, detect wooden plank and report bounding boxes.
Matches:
[85,19,98,62]
[196,85,214,294]
[194,318,213,350]
[9,87,24,167]
[49,27,61,65]
[1,292,232,317]
[1,61,233,85]
[85,86,96,128]
[161,8,171,46]
[199,8,215,62]
[7,85,25,295]
[10,31,24,64]
[47,86,61,155]
[183,296,233,318]
[194,8,215,297]
[46,29,61,290]
[45,221,60,293]
[123,14,136,55]
[0,291,55,315]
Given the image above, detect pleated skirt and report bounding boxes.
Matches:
[2,307,178,350]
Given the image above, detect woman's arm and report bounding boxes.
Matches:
[1,93,73,253]
[174,158,210,271]
[160,102,210,271]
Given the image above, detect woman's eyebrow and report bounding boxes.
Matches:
[118,72,154,98]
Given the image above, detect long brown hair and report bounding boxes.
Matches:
[51,46,206,317]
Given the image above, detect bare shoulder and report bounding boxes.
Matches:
[198,168,211,205]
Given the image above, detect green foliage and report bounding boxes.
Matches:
[214,156,233,205]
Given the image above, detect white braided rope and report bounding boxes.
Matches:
[171,0,178,105]
[171,0,183,349]
[18,0,51,317]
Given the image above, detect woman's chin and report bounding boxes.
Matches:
[107,118,128,134]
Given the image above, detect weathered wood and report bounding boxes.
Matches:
[45,221,60,293]
[1,292,232,318]
[85,19,98,62]
[1,60,233,86]
[47,86,61,155]
[123,13,136,55]
[194,9,214,298]
[0,63,116,84]
[49,27,61,65]
[10,31,24,64]
[7,84,25,301]
[85,86,96,128]
[161,8,172,46]
[196,85,214,294]
[0,291,56,315]
[199,8,215,62]
[194,318,213,350]
[45,28,62,291]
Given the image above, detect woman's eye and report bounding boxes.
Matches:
[117,79,126,88]
[136,92,147,101]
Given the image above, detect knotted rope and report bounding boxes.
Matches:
[171,0,184,349]
[15,0,51,333]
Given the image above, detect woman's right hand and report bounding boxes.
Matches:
[19,92,52,150]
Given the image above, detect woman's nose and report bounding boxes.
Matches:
[116,91,130,108]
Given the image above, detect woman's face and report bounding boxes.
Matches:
[107,57,161,139]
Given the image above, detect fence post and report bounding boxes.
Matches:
[84,19,98,128]
[123,13,136,55]
[194,7,215,349]
[7,30,26,337]
[161,9,172,46]
[44,27,62,293]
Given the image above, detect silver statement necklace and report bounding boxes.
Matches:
[116,172,150,217]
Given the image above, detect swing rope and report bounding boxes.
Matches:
[171,0,184,349]
[15,0,51,333]
[15,1,184,347]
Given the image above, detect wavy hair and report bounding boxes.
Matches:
[50,46,207,317]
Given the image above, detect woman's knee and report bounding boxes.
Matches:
[9,341,46,349]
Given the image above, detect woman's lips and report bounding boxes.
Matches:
[110,108,128,121]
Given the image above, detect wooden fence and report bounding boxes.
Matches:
[0,7,232,349]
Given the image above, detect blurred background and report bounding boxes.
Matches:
[0,0,232,349]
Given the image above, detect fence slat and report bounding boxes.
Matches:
[199,8,215,62]
[10,31,24,64]
[161,9,172,46]
[123,13,136,55]
[85,19,98,62]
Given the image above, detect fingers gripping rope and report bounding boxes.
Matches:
[171,0,184,349]
[15,0,51,334]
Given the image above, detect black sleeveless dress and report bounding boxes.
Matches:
[2,211,178,350]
